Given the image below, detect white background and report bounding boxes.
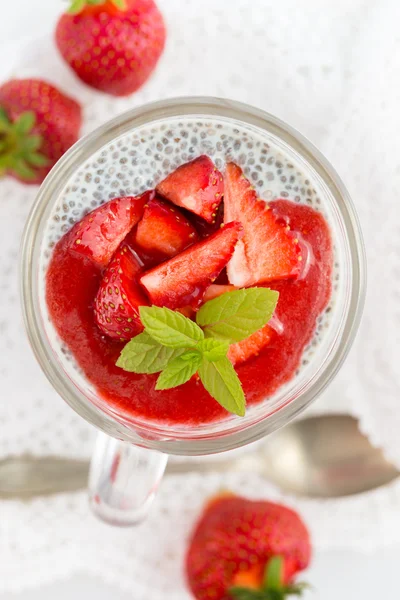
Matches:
[0,1,398,598]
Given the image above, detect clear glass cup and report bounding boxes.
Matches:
[20,97,366,526]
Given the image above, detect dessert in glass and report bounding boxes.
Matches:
[21,97,365,525]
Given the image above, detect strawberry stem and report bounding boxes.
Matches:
[263,555,284,592]
[0,108,48,180]
[229,556,309,600]
[67,0,127,14]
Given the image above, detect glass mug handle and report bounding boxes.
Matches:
[88,432,168,526]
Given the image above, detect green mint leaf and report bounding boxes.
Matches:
[116,331,183,374]
[197,338,229,361]
[196,288,279,343]
[198,357,246,416]
[180,350,201,361]
[156,351,202,390]
[139,306,204,349]
[14,111,35,135]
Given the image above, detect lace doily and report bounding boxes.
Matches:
[1,0,400,594]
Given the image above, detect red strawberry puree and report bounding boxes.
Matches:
[46,194,332,425]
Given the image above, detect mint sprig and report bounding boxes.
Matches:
[139,306,204,348]
[198,357,245,417]
[116,288,279,417]
[197,338,230,361]
[116,331,184,373]
[196,288,279,342]
[156,351,202,390]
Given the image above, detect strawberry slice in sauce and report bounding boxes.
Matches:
[140,222,243,309]
[224,163,301,286]
[94,243,149,341]
[156,155,224,223]
[70,193,148,266]
[134,195,199,264]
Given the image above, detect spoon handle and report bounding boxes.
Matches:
[0,456,90,498]
[0,454,260,500]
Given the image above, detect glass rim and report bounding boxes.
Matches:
[20,96,366,456]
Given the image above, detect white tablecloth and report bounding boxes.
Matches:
[1,0,400,596]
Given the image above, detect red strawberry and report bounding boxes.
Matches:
[202,284,237,303]
[134,196,199,264]
[228,324,274,366]
[190,201,225,238]
[224,163,301,286]
[0,79,81,184]
[186,494,311,600]
[70,193,147,266]
[55,0,166,97]
[94,242,148,340]
[156,156,224,223]
[140,222,243,309]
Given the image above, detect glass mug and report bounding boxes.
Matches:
[20,97,366,526]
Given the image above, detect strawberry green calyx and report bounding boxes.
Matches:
[67,0,127,14]
[230,556,308,600]
[0,108,48,180]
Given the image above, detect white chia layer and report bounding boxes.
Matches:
[40,115,341,408]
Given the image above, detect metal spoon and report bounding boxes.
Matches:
[0,415,398,500]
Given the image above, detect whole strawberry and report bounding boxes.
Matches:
[0,79,82,184]
[55,0,166,96]
[186,494,311,600]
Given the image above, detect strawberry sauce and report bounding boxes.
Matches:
[46,199,332,425]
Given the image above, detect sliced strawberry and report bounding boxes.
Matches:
[156,155,224,223]
[134,196,199,264]
[94,243,149,341]
[177,306,196,319]
[189,201,225,238]
[224,163,301,286]
[214,268,230,285]
[228,324,274,365]
[203,284,237,303]
[140,222,243,309]
[70,193,148,266]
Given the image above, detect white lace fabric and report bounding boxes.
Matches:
[1,0,400,593]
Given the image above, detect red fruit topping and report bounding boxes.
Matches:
[140,222,243,309]
[202,284,237,303]
[94,243,148,340]
[228,323,274,365]
[70,194,147,266]
[224,163,301,286]
[156,156,224,223]
[0,78,81,184]
[177,306,196,319]
[55,0,166,97]
[186,494,311,600]
[189,201,225,238]
[135,196,199,263]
